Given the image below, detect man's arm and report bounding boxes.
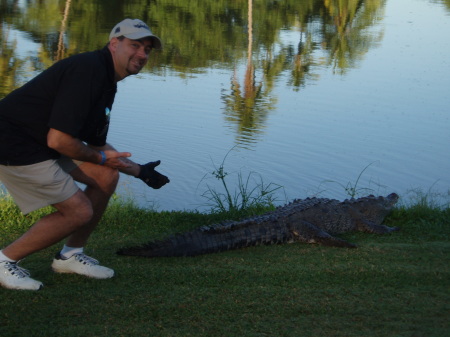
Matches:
[92,143,170,188]
[47,128,132,170]
[89,143,140,176]
[48,129,169,188]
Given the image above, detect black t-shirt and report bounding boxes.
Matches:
[0,46,117,165]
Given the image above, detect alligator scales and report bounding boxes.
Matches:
[117,193,399,257]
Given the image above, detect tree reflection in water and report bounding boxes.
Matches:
[0,0,392,149]
[221,0,276,148]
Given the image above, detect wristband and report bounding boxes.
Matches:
[99,151,106,165]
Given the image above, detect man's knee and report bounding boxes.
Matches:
[76,198,95,225]
[97,166,119,194]
[53,190,94,227]
[71,164,119,194]
[106,166,120,185]
[76,210,94,228]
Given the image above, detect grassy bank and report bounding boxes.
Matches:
[0,195,449,337]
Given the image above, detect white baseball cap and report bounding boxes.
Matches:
[109,18,162,49]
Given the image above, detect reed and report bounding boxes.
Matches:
[199,148,283,213]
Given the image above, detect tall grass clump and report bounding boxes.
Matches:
[403,184,450,210]
[319,161,385,198]
[199,148,284,214]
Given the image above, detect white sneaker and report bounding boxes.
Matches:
[52,253,114,279]
[0,261,43,290]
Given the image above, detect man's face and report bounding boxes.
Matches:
[109,37,153,81]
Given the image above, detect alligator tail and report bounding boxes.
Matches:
[117,224,291,257]
[117,231,208,257]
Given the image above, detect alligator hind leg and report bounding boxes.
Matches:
[291,221,357,248]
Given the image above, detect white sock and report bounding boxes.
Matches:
[60,245,84,259]
[0,250,16,263]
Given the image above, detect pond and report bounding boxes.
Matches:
[1,0,449,212]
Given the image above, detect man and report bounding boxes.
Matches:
[0,19,169,290]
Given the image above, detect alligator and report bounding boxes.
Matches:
[117,193,399,257]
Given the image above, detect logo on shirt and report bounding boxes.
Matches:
[96,107,111,137]
[105,107,111,122]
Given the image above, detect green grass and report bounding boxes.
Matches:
[0,196,449,337]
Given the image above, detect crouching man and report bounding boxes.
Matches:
[0,19,169,290]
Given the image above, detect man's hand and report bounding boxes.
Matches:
[137,160,170,189]
[102,150,132,169]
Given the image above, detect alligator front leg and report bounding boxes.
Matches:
[346,206,399,234]
[355,219,400,234]
[291,221,357,248]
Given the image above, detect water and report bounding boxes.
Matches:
[1,0,449,211]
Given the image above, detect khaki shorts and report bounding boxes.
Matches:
[0,158,80,214]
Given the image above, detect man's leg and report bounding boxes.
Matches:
[51,163,119,280]
[0,190,92,290]
[0,160,118,289]
[63,162,119,248]
[1,190,93,261]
